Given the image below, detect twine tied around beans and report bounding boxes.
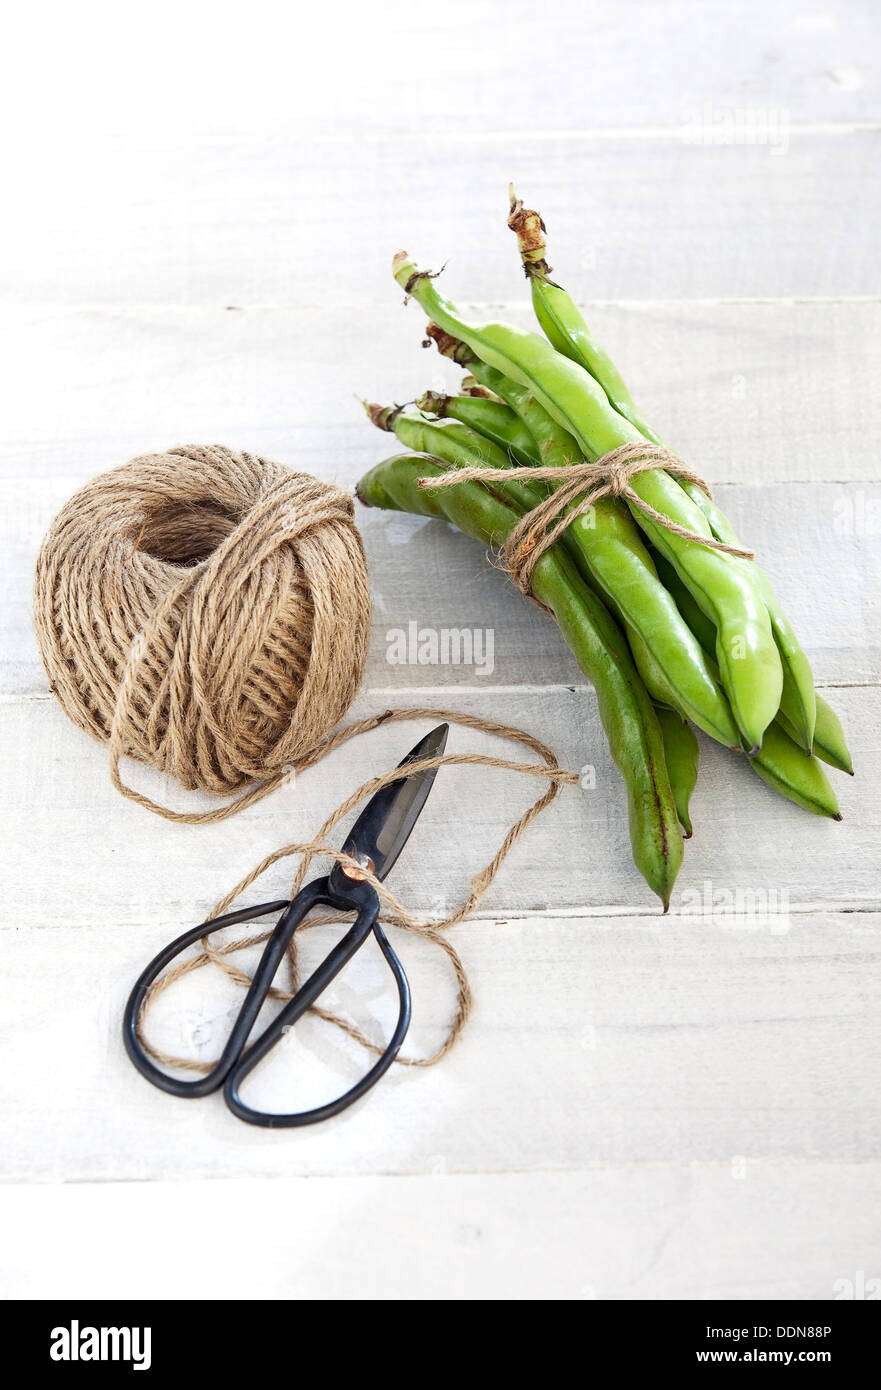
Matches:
[418,442,754,597]
[33,446,579,1071]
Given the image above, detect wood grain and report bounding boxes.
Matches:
[2,1163,879,1299]
[4,132,879,307]
[2,302,879,488]
[3,302,879,695]
[1,0,878,1301]
[2,686,874,925]
[2,906,878,1182]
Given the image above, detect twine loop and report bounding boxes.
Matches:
[133,708,579,1071]
[419,442,754,595]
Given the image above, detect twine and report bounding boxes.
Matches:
[136,707,577,1072]
[419,442,754,594]
[34,448,579,1071]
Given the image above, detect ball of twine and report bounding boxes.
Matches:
[33,444,371,821]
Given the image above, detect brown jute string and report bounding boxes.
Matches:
[134,708,577,1071]
[419,443,754,594]
[33,448,579,1071]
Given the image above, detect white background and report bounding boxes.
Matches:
[1,0,879,1299]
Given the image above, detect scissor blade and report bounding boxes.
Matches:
[338,723,449,883]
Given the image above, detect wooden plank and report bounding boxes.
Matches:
[5,0,878,159]
[0,904,878,1182]
[2,1162,879,1299]
[1,685,874,929]
[3,301,879,694]
[2,130,878,307]
[10,471,880,694]
[2,302,879,486]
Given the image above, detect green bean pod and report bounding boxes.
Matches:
[651,547,851,776]
[651,548,718,653]
[677,484,816,749]
[748,722,841,818]
[627,629,684,708]
[778,695,853,776]
[366,406,552,526]
[654,707,700,837]
[650,557,841,811]
[507,190,660,444]
[414,390,540,467]
[394,252,783,751]
[357,451,684,908]
[425,331,584,469]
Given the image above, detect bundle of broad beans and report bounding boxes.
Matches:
[357,190,852,908]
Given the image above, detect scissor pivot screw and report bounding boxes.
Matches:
[341,850,375,881]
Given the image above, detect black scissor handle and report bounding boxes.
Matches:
[123,877,412,1125]
[224,916,412,1128]
[122,894,296,1098]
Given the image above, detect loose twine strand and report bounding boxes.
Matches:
[136,707,578,1072]
[419,442,754,594]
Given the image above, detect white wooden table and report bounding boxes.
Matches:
[1,0,878,1300]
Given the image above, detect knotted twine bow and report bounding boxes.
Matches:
[419,442,754,597]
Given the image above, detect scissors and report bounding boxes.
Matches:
[123,723,449,1127]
